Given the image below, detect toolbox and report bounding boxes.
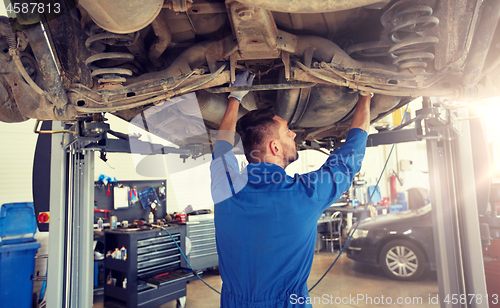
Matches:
[183,214,218,270]
[104,226,199,308]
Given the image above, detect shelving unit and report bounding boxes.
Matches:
[104,226,195,308]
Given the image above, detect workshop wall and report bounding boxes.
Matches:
[94,114,222,213]
[0,119,47,298]
[360,98,430,201]
[0,120,38,205]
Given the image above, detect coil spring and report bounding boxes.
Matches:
[381,1,439,70]
[85,25,139,84]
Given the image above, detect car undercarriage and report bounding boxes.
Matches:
[1,0,499,154]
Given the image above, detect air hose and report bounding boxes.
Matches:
[152,224,222,295]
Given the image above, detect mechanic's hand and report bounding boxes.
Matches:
[228,71,255,102]
[359,91,374,98]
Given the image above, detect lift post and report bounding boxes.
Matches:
[425,102,488,308]
[43,117,195,308]
[366,98,489,308]
[45,121,96,308]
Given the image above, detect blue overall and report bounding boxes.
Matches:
[210,128,367,308]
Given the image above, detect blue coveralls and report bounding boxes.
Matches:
[210,128,368,308]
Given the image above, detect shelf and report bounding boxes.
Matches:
[105,258,128,272]
[104,284,128,301]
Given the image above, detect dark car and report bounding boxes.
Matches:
[346,204,435,281]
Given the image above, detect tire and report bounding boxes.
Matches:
[379,240,426,281]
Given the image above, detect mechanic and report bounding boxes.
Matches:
[210,71,371,308]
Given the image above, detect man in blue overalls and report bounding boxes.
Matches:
[211,71,371,307]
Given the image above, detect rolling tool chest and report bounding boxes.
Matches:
[183,214,218,270]
[104,226,197,308]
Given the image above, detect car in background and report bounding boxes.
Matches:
[346,204,435,281]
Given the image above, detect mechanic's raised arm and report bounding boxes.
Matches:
[211,71,255,203]
[216,71,255,144]
[349,93,371,133]
[296,93,372,211]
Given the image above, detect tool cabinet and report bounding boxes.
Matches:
[183,215,218,271]
[104,226,195,308]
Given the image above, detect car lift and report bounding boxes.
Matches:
[42,98,492,307]
[42,116,196,308]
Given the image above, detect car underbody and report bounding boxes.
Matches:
[1,0,499,154]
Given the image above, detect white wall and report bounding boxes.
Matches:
[0,120,38,205]
[359,98,430,200]
[95,114,220,213]
[0,119,47,297]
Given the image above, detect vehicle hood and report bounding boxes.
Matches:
[356,205,432,230]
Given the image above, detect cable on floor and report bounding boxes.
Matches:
[153,224,222,295]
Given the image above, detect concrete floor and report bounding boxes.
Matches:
[95,252,439,307]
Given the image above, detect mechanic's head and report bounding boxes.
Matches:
[236,109,298,168]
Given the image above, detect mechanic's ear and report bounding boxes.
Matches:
[269,139,281,156]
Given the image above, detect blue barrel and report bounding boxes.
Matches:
[0,241,41,307]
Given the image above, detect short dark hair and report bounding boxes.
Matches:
[236,109,279,162]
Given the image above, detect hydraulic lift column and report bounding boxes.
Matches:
[366,98,490,307]
[425,100,488,308]
[46,121,95,308]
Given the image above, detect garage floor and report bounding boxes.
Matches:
[94,252,439,307]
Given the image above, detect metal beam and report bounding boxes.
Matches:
[426,132,466,307]
[46,122,67,308]
[367,128,421,147]
[453,108,488,307]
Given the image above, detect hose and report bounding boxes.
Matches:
[152,224,221,295]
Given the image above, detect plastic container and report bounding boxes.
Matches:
[110,216,117,229]
[0,202,37,245]
[0,241,41,308]
[98,218,103,231]
[120,246,127,260]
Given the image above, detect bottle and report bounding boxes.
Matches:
[110,216,117,229]
[114,248,121,259]
[123,278,127,289]
[352,197,359,208]
[149,211,154,224]
[120,246,127,260]
[97,218,103,231]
